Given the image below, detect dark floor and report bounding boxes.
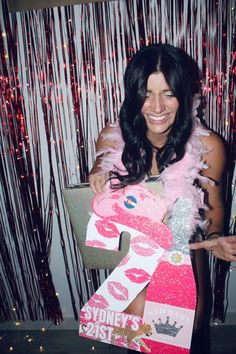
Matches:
[0,326,235,354]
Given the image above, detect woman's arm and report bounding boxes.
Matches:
[89,126,115,193]
[189,132,236,261]
[189,235,236,262]
[201,131,226,235]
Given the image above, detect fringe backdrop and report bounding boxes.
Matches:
[0,0,235,322]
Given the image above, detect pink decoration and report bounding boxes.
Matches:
[79,183,196,353]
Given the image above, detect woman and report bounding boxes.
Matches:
[89,43,226,353]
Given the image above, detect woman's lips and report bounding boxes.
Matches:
[131,235,159,256]
[107,281,129,301]
[124,268,151,283]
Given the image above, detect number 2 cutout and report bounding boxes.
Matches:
[79,185,196,353]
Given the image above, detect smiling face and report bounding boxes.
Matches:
[141,71,179,147]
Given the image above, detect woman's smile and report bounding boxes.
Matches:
[146,113,171,124]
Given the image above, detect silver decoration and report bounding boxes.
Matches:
[167,198,193,255]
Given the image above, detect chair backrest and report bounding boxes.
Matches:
[62,184,130,269]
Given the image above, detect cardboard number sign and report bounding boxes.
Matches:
[79,184,196,353]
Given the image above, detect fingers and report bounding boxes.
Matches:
[189,240,216,251]
[89,173,108,194]
[216,237,236,261]
[189,237,236,262]
[221,235,236,244]
[189,242,204,250]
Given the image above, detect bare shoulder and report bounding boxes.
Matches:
[96,125,118,150]
[201,131,226,180]
[201,130,225,151]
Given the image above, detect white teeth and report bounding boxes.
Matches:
[148,115,166,121]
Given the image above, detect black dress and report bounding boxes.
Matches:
[190,249,212,354]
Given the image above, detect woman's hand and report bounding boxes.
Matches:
[89,172,109,194]
[189,236,236,262]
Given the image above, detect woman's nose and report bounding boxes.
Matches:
[152,96,165,113]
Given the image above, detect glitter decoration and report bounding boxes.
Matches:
[0,0,235,323]
[167,198,193,255]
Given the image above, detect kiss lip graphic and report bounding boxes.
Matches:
[87,293,109,309]
[95,219,120,238]
[114,337,127,346]
[124,268,151,283]
[118,254,130,267]
[107,281,129,301]
[131,235,159,256]
[115,337,139,351]
[86,239,106,248]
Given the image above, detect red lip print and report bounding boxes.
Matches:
[95,219,120,238]
[124,268,151,283]
[107,281,129,301]
[86,239,106,248]
[88,294,109,309]
[118,254,130,267]
[131,235,159,256]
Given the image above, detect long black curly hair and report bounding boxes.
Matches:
[112,43,201,187]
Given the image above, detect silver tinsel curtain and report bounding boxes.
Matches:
[0,0,235,323]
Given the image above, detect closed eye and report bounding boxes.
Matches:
[164,90,175,97]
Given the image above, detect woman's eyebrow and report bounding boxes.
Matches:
[146,88,173,93]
